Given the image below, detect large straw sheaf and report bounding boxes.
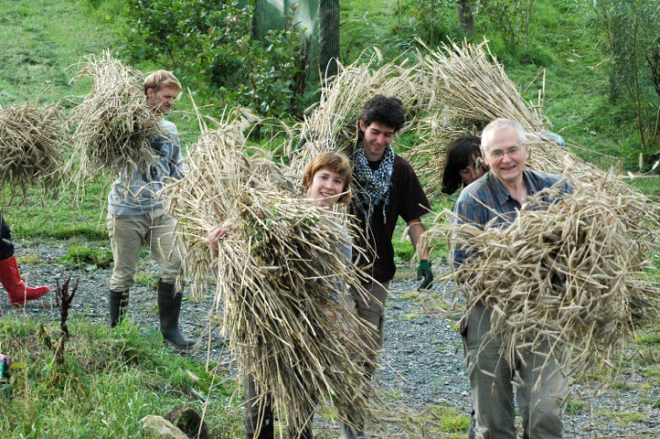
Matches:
[407,40,609,197]
[0,103,65,198]
[288,52,424,175]
[436,174,660,382]
[67,51,161,180]
[163,110,395,434]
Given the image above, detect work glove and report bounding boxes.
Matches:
[417,259,434,290]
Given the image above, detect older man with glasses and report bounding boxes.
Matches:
[452,118,574,439]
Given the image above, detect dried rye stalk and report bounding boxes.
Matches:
[0,103,65,199]
[67,51,161,180]
[164,109,400,435]
[441,174,660,382]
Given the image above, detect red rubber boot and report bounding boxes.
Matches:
[0,256,50,307]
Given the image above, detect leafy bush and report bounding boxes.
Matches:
[582,0,660,160]
[396,0,457,48]
[60,245,113,270]
[121,0,311,118]
[476,0,536,55]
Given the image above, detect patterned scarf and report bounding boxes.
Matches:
[352,144,395,224]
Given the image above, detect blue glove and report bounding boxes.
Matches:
[417,259,433,290]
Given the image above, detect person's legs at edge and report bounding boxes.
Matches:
[517,345,569,439]
[150,212,193,348]
[0,213,50,306]
[339,280,389,439]
[107,214,148,325]
[244,374,275,439]
[464,302,517,439]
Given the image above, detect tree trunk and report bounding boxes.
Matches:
[319,0,340,83]
[458,0,475,38]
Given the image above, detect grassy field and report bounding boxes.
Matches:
[0,0,659,437]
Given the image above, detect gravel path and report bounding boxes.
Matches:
[1,240,659,438]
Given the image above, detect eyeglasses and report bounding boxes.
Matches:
[488,147,522,159]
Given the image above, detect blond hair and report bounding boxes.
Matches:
[143,70,182,94]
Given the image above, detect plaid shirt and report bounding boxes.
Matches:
[452,169,573,267]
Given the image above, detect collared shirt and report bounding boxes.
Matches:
[452,169,573,267]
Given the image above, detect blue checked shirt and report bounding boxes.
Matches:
[452,169,574,268]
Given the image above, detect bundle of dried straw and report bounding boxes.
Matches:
[442,175,659,381]
[164,110,393,434]
[408,40,608,197]
[288,52,424,175]
[67,51,161,179]
[0,103,65,197]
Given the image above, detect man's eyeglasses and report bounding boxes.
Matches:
[488,147,521,159]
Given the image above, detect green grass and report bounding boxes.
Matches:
[0,316,242,437]
[637,332,660,345]
[0,0,116,105]
[340,0,400,62]
[411,404,471,437]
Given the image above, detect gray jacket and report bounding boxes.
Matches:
[108,119,184,216]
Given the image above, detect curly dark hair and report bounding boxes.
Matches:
[359,94,407,132]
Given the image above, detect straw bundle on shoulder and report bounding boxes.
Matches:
[67,51,161,179]
[442,174,660,381]
[407,40,612,197]
[0,103,65,197]
[164,110,395,434]
[288,53,423,175]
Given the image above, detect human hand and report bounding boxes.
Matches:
[417,259,433,290]
[208,223,231,255]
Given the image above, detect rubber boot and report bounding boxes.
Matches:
[109,289,129,328]
[157,280,195,349]
[338,408,366,439]
[468,410,477,439]
[244,375,275,439]
[0,256,50,307]
[339,421,366,439]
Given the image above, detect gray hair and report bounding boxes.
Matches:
[480,118,527,153]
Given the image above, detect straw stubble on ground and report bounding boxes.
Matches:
[1,242,659,438]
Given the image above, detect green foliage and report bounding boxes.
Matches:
[476,0,536,54]
[121,0,312,118]
[637,332,660,345]
[0,317,241,437]
[565,398,586,415]
[396,0,457,48]
[59,245,113,271]
[419,404,471,435]
[581,0,660,160]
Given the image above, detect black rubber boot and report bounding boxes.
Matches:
[109,289,129,328]
[157,280,195,349]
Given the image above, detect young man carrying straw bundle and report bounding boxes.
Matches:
[345,95,433,439]
[106,70,194,349]
[452,118,573,439]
